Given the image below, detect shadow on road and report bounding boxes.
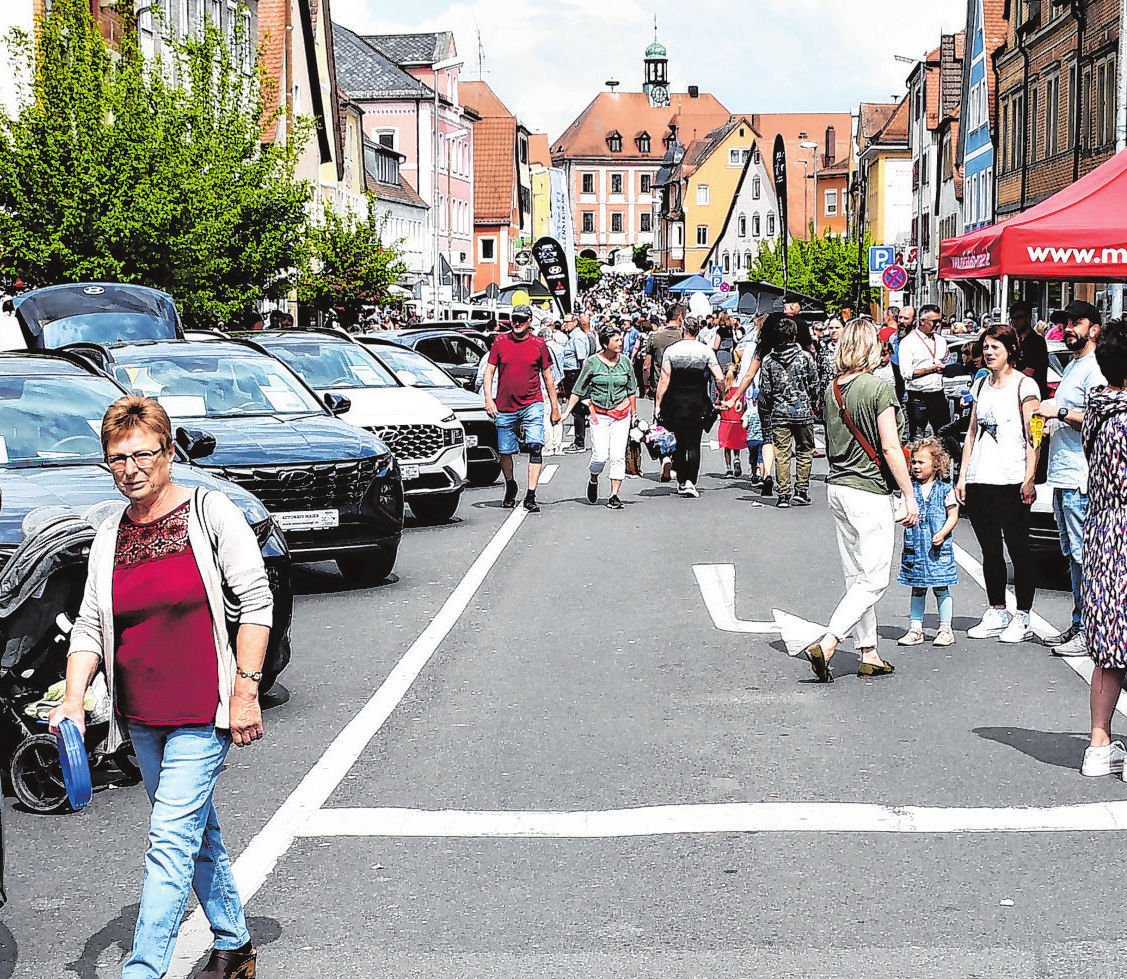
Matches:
[973,726,1088,770]
[0,922,16,979]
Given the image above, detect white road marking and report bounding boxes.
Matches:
[167,465,558,978]
[300,800,1127,837]
[952,542,1127,718]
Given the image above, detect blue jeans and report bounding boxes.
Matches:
[494,403,545,455]
[123,723,249,979]
[1053,488,1088,628]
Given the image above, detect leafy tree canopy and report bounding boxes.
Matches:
[576,255,602,290]
[297,203,407,325]
[0,0,314,327]
[632,243,654,271]
[745,231,875,312]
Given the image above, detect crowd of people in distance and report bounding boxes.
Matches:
[482,279,1127,787]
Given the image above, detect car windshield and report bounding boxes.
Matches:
[39,313,178,348]
[0,375,119,467]
[111,351,324,417]
[266,341,399,390]
[366,345,457,388]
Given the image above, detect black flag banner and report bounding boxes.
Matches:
[532,236,573,315]
[772,134,789,289]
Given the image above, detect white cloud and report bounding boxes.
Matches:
[331,0,966,140]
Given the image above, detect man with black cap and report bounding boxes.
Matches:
[483,305,561,512]
[1033,300,1105,656]
[1009,299,1050,397]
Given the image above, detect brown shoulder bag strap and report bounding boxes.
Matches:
[832,377,880,463]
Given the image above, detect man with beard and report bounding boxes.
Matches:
[1033,301,1105,657]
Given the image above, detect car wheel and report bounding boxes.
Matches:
[467,462,502,487]
[337,546,398,586]
[408,489,463,524]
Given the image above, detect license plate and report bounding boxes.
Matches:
[401,464,420,480]
[274,509,339,532]
[466,435,478,448]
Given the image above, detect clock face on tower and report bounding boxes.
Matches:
[650,84,670,108]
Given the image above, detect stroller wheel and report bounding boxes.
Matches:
[10,734,69,813]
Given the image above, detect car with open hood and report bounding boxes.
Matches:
[68,339,405,584]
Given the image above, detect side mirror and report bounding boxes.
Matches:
[324,392,351,416]
[175,427,217,460]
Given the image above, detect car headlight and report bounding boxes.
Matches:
[440,412,457,423]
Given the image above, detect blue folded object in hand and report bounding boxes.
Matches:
[56,719,91,810]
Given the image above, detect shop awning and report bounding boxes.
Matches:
[939,148,1127,281]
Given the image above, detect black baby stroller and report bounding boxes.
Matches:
[0,504,138,813]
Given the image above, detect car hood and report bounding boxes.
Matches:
[408,385,487,413]
[0,463,270,548]
[170,414,388,465]
[319,386,453,428]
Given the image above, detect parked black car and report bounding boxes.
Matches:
[352,336,501,486]
[0,353,294,687]
[6,283,182,350]
[379,329,493,388]
[68,339,405,584]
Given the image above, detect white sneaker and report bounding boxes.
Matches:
[897,625,925,646]
[999,611,1033,644]
[967,607,1009,639]
[1051,632,1088,657]
[676,482,687,495]
[1081,741,1127,777]
[682,481,699,498]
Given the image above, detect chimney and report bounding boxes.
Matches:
[688,85,699,98]
[825,126,836,164]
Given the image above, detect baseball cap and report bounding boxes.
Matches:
[1062,300,1101,324]
[1049,309,1069,324]
[511,305,533,321]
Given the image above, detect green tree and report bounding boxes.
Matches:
[632,243,654,271]
[576,255,602,290]
[0,0,313,327]
[297,203,407,325]
[745,230,876,311]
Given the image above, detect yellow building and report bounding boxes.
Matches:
[680,118,759,273]
[857,99,912,257]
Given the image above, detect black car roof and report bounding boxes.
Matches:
[10,283,178,335]
[0,351,105,376]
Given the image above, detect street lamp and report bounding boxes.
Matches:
[799,140,818,237]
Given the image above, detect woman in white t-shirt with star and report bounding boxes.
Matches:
[955,322,1042,643]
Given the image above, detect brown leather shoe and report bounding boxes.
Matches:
[197,944,256,979]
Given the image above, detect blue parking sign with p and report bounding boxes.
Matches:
[869,246,895,275]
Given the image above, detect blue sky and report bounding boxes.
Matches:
[331,0,968,140]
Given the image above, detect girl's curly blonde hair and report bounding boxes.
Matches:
[906,436,952,481]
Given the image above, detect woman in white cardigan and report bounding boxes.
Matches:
[49,396,270,979]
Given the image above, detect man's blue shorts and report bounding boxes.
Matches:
[494,403,545,455]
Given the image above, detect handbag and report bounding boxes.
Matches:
[832,377,910,480]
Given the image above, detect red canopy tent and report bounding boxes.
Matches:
[939,148,1127,281]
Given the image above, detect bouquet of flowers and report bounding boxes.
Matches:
[643,424,677,459]
[628,418,650,445]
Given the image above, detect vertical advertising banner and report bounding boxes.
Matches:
[532,237,573,314]
[548,168,577,308]
[772,134,789,288]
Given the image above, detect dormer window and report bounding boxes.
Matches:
[607,131,623,153]
[636,131,651,153]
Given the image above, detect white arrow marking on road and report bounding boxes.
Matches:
[693,563,823,655]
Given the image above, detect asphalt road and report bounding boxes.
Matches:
[2,427,1123,979]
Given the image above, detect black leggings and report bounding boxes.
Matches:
[668,417,705,484]
[965,482,1037,610]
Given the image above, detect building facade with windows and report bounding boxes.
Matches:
[702,140,779,282]
[332,26,475,306]
[551,38,730,266]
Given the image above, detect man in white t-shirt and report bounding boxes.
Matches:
[898,303,950,438]
[1033,300,1105,657]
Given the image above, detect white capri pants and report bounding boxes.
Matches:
[825,483,895,650]
[589,411,630,481]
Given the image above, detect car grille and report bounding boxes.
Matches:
[366,424,444,461]
[215,459,380,510]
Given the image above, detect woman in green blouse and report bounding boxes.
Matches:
[561,325,638,509]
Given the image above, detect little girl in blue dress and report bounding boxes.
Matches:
[897,437,960,646]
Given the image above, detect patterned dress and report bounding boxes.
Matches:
[1082,386,1127,668]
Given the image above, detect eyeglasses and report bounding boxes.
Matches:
[105,448,164,471]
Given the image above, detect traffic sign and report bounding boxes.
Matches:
[882,264,908,291]
[868,246,894,274]
[710,264,723,288]
[719,282,731,293]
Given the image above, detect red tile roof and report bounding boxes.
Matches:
[552,91,731,161]
[528,133,551,167]
[473,116,517,224]
[460,80,511,119]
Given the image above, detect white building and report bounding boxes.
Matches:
[702,141,780,281]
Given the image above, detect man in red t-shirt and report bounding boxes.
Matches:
[483,306,561,512]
